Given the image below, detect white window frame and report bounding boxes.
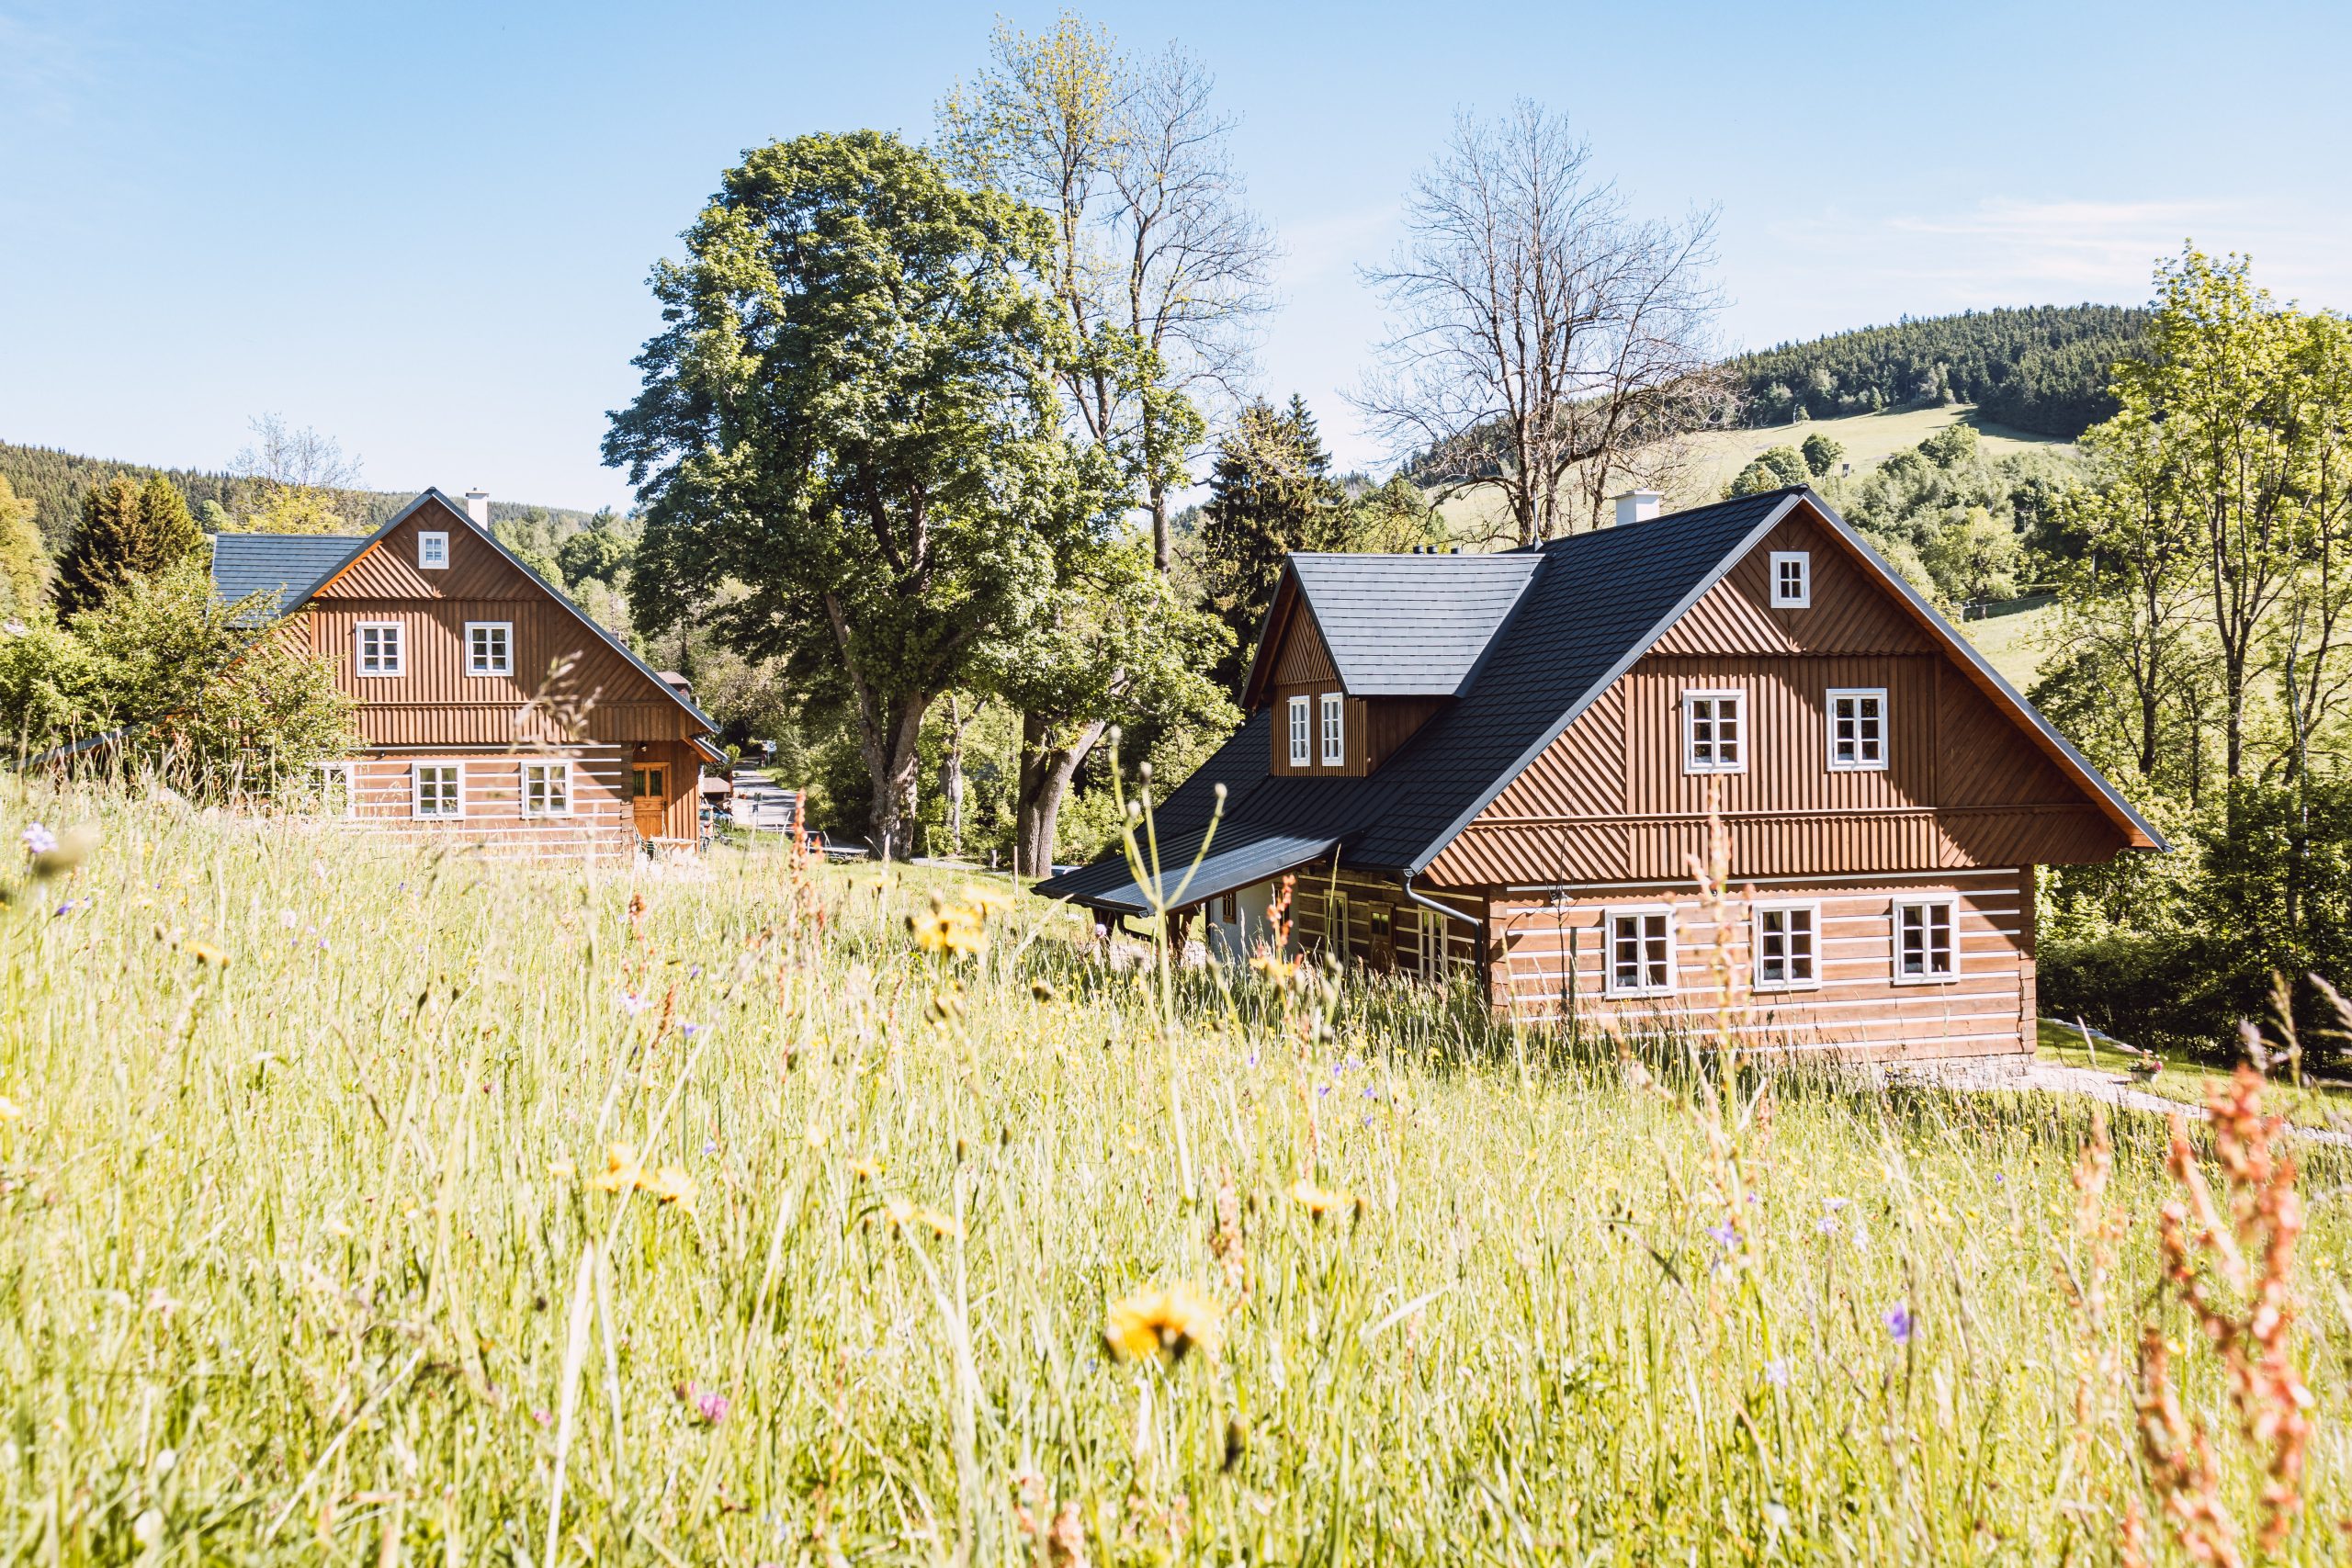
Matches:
[1827,687,1888,772]
[1892,897,1959,984]
[1402,907,1451,982]
[521,761,572,818]
[412,761,464,819]
[1287,695,1311,767]
[1604,906,1676,998]
[465,621,514,677]
[1319,692,1345,766]
[315,760,357,819]
[1770,550,1811,608]
[356,621,405,677]
[418,531,449,570]
[1680,689,1747,775]
[1326,891,1350,962]
[1751,900,1821,992]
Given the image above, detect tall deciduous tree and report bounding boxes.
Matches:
[938,12,1272,570]
[0,475,46,620]
[53,475,203,617]
[982,536,1235,874]
[1195,396,1351,689]
[605,130,1113,860]
[1354,101,1727,545]
[231,413,366,535]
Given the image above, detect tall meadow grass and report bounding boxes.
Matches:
[0,782,2346,1562]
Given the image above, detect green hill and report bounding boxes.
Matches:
[0,440,602,552]
[1727,304,2149,437]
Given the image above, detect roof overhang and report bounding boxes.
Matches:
[1037,827,1338,919]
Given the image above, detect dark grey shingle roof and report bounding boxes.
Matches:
[1288,552,1540,695]
[1062,821,1341,919]
[209,534,366,619]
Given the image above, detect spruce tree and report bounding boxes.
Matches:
[1195,395,1350,689]
[52,475,202,617]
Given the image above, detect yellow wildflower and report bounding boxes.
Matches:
[1103,1281,1220,1363]
[548,1157,576,1181]
[908,903,988,958]
[917,1207,962,1239]
[1288,1179,1359,1219]
[590,1144,644,1194]
[184,940,231,967]
[641,1165,697,1213]
[882,1195,919,1227]
[850,1156,882,1181]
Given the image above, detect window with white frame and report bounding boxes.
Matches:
[466,622,513,677]
[1606,908,1674,996]
[1681,689,1746,773]
[1770,551,1811,608]
[1827,687,1887,771]
[521,761,571,817]
[1402,908,1450,982]
[356,621,404,676]
[1893,898,1957,981]
[413,762,462,818]
[1326,891,1350,961]
[1319,692,1345,766]
[315,761,356,818]
[418,531,449,570]
[1752,902,1819,991]
[1287,695,1311,766]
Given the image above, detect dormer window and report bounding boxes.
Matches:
[1319,693,1344,766]
[419,531,450,570]
[1287,695,1311,766]
[1770,551,1810,608]
[1681,689,1745,773]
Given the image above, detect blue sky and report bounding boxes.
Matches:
[5,1,2347,512]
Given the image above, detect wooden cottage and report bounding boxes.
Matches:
[210,488,720,855]
[1039,487,2165,1065]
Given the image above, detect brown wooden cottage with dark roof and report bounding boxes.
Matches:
[210,488,720,856]
[1040,488,2165,1065]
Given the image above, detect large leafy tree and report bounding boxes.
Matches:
[1194,395,1351,689]
[605,130,1112,859]
[53,475,203,617]
[0,476,45,620]
[980,535,1235,874]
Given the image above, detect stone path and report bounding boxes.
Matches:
[1917,1056,2352,1148]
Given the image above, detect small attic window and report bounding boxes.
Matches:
[1770,551,1809,608]
[419,531,450,570]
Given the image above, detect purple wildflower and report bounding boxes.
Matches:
[1705,1220,1740,1249]
[21,823,56,855]
[680,1021,703,1038]
[1764,1358,1791,1388]
[617,991,648,1016]
[1885,1306,1916,1345]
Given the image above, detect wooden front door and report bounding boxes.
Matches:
[629,763,668,840]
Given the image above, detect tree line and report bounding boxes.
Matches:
[1728,305,2152,437]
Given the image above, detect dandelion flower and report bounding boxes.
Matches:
[590,1144,643,1193]
[1103,1281,1220,1363]
[1288,1179,1357,1219]
[917,1207,962,1239]
[908,904,988,958]
[642,1166,697,1213]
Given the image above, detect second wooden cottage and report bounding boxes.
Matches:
[211,488,721,857]
[1039,487,2164,1066]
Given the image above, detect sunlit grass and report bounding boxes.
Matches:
[1,783,2346,1562]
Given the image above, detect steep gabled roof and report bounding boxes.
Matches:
[1041,486,2163,916]
[1243,552,1542,701]
[216,489,718,736]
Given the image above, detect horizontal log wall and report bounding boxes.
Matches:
[1484,865,2036,1062]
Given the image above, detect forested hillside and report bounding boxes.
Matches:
[0,440,597,549]
[1728,304,2150,436]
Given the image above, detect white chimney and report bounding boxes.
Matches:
[464,489,491,528]
[1612,490,1663,528]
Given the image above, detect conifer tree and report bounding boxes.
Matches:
[0,475,45,620]
[53,475,203,616]
[1195,395,1351,688]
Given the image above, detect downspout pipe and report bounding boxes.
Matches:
[1400,872,1483,968]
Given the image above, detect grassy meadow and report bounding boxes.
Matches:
[2,783,2348,1563]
